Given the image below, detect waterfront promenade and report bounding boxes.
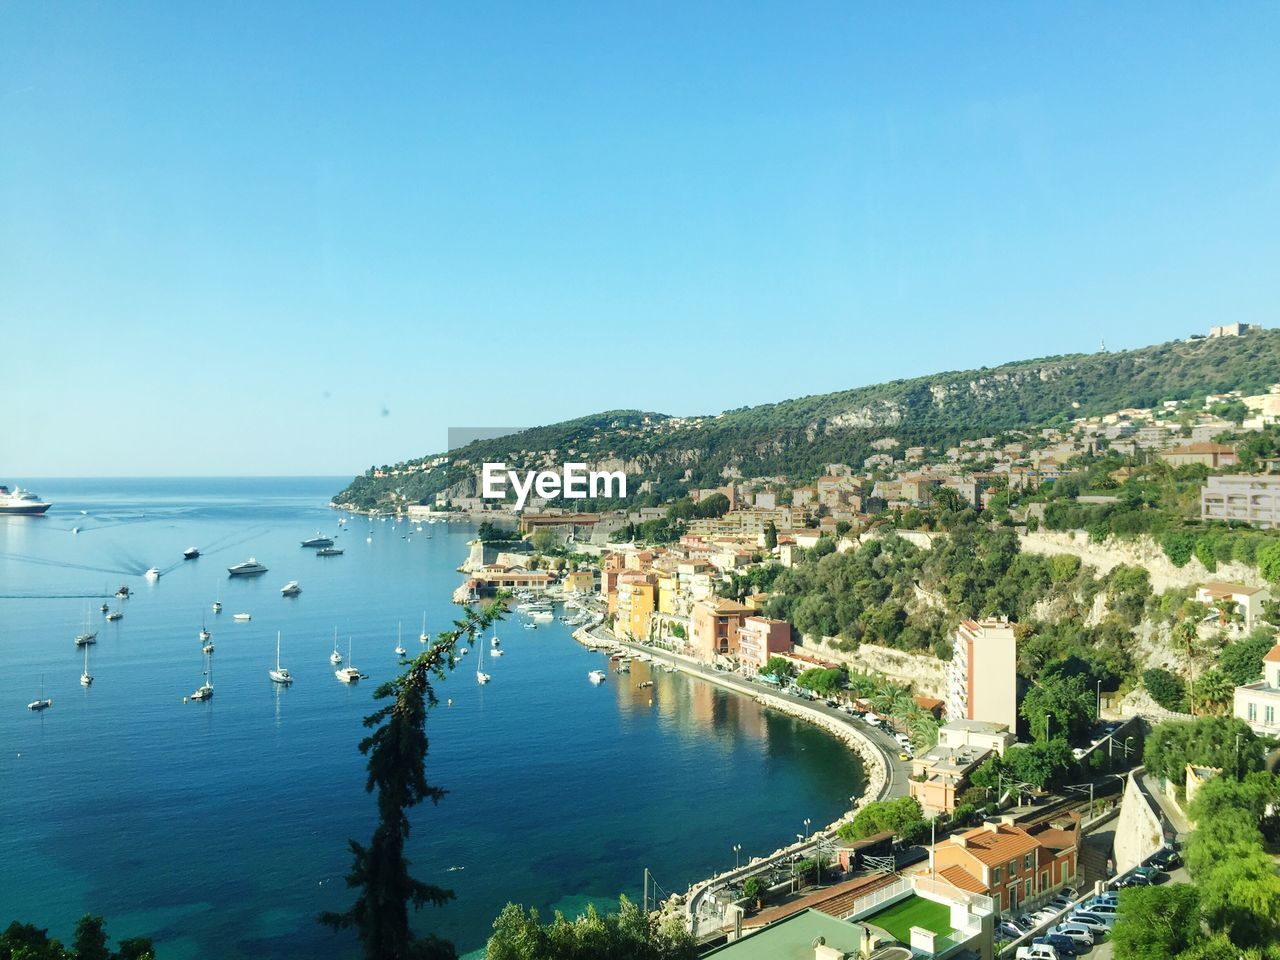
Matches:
[573,617,911,935]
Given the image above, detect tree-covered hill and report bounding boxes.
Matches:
[335,329,1280,510]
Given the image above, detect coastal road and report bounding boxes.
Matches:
[578,624,912,934]
[587,628,911,802]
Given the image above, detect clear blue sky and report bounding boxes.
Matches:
[3,3,1278,476]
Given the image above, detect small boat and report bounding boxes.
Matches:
[75,632,97,647]
[105,610,123,621]
[116,585,130,599]
[81,644,94,686]
[228,558,268,577]
[144,567,160,581]
[100,602,109,614]
[281,580,301,597]
[491,636,500,648]
[183,547,200,560]
[269,631,293,685]
[616,661,630,674]
[638,680,653,689]
[233,612,251,622]
[523,622,537,630]
[330,627,343,665]
[190,651,213,701]
[476,642,491,684]
[301,535,335,548]
[459,647,468,655]
[419,612,429,644]
[335,638,361,683]
[316,547,344,557]
[588,670,607,684]
[491,648,504,657]
[28,676,52,711]
[200,619,211,642]
[212,600,222,614]
[394,623,406,657]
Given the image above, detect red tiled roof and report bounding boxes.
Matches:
[938,865,986,894]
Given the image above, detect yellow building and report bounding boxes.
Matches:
[617,575,657,642]
[657,573,681,615]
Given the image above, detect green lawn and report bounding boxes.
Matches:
[865,895,952,943]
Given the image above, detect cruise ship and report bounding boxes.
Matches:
[0,485,51,515]
[227,558,269,576]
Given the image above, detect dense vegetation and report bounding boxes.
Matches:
[485,898,695,960]
[335,330,1280,510]
[0,918,153,960]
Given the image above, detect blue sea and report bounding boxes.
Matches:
[0,478,864,958]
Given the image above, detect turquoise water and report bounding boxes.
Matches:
[0,478,864,958]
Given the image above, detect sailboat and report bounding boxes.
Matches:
[419,611,429,644]
[394,623,406,657]
[212,585,222,614]
[269,631,293,685]
[330,627,343,665]
[335,638,360,683]
[190,650,213,701]
[81,643,94,686]
[476,640,491,685]
[75,604,98,647]
[28,675,52,711]
[200,616,211,643]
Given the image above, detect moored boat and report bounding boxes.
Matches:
[228,558,268,577]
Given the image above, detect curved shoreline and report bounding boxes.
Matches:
[572,623,898,925]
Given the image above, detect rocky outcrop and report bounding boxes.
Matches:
[1019,530,1265,594]
[798,636,947,699]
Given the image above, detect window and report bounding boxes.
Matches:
[1025,879,1032,899]
[1009,860,1017,876]
[992,867,1002,884]
[1267,706,1276,726]
[1248,702,1258,722]
[1024,854,1033,871]
[1041,871,1049,890]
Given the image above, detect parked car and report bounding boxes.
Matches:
[1068,913,1112,935]
[1051,923,1098,947]
[1081,903,1118,921]
[1015,945,1060,960]
[898,752,911,761]
[1150,848,1183,870]
[1134,865,1163,883]
[1048,895,1075,911]
[1000,920,1030,939]
[1034,934,1081,957]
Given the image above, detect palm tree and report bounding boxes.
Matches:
[1173,617,1201,688]
[1192,669,1234,716]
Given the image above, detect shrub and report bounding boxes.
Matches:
[1143,667,1189,713]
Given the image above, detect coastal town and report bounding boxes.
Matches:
[351,331,1280,960]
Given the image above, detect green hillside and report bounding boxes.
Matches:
[335,329,1280,511]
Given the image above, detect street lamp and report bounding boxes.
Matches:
[1096,680,1102,719]
[1235,733,1243,778]
[733,844,742,871]
[1045,712,1053,742]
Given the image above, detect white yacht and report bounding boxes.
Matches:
[105,610,123,622]
[183,547,200,560]
[491,648,504,657]
[212,600,222,614]
[491,636,501,648]
[588,670,607,684]
[330,628,344,665]
[228,558,268,577]
[419,611,429,644]
[0,485,51,515]
[233,612,251,621]
[269,632,293,685]
[476,642,491,684]
[335,639,361,683]
[74,631,97,647]
[281,580,301,597]
[81,644,94,686]
[301,534,334,548]
[394,623,406,657]
[144,567,161,581]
